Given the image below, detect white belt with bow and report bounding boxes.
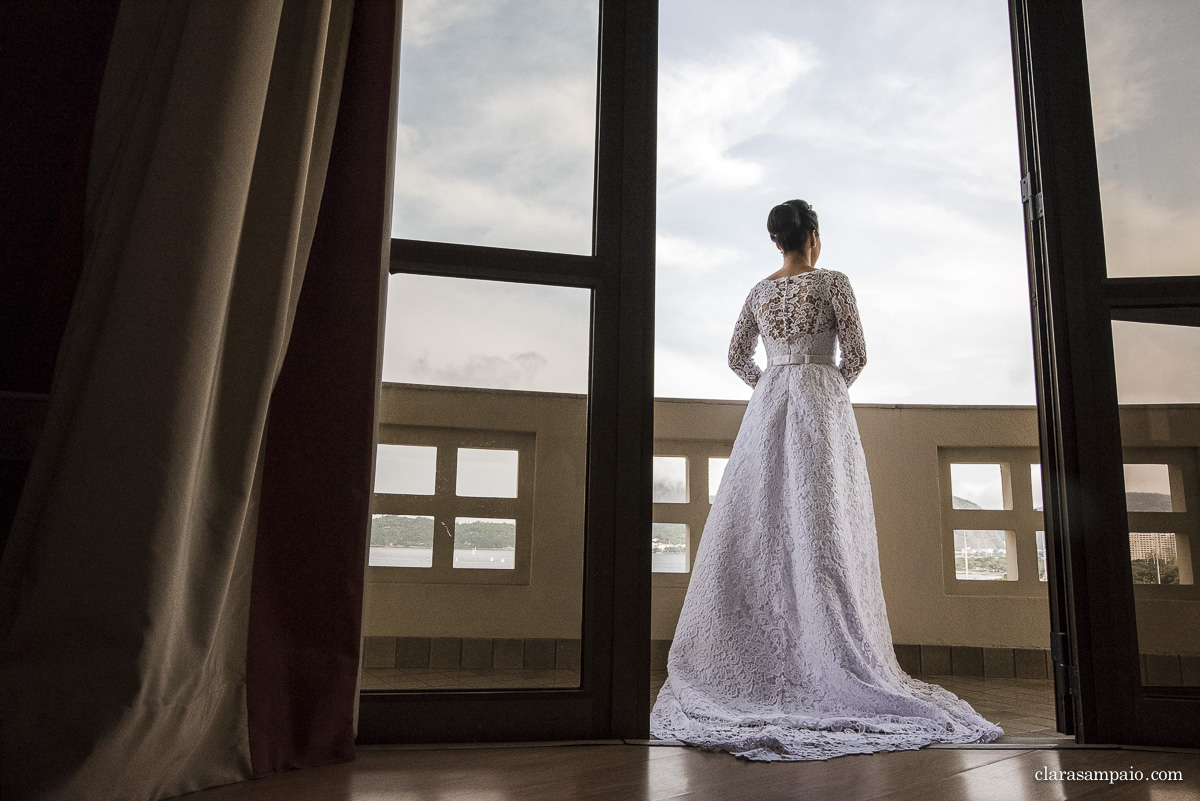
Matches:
[766,353,836,366]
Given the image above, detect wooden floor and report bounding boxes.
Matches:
[179,740,1200,800]
[176,673,1200,800]
[908,673,1064,738]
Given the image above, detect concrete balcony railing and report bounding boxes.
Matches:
[361,382,1200,685]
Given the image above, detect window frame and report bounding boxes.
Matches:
[358,0,658,745]
[1120,445,1199,599]
[939,447,1044,595]
[939,445,1200,598]
[369,425,535,586]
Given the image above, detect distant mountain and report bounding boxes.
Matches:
[954,528,1007,552]
[370,515,515,549]
[957,492,1172,513]
[1126,492,1173,512]
[952,496,1009,551]
[371,514,434,547]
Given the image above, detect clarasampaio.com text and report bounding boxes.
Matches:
[1035,767,1184,784]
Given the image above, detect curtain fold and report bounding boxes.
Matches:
[0,0,393,798]
[247,0,397,776]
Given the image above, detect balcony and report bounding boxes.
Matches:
[361,382,1200,732]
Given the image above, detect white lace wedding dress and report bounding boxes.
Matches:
[649,268,1004,761]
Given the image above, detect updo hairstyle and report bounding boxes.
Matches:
[767,199,819,254]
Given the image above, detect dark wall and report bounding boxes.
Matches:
[0,1,120,548]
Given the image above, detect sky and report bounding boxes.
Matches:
[381,0,1198,406]
[1084,0,1200,279]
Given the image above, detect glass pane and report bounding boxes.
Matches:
[370,515,434,567]
[382,273,591,393]
[1123,463,1179,511]
[456,448,519,498]
[392,0,600,254]
[1083,1,1200,277]
[1031,464,1044,511]
[375,444,436,495]
[950,463,1008,510]
[1110,319,1200,686]
[708,457,729,504]
[1129,533,1182,586]
[652,523,689,573]
[453,517,516,570]
[1036,530,1047,582]
[953,530,1014,581]
[655,1,1033,405]
[363,276,590,691]
[653,456,688,503]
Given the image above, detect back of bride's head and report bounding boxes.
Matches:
[767,199,819,253]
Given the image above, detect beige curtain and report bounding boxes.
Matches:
[0,2,354,799]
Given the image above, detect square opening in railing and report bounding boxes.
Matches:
[1031,464,1044,511]
[950,463,1009,510]
[1129,532,1185,585]
[653,456,688,503]
[374,444,436,495]
[1036,530,1047,582]
[452,517,516,570]
[953,529,1015,581]
[369,514,434,568]
[708,458,728,504]
[1124,464,1181,512]
[456,448,519,498]
[652,523,689,573]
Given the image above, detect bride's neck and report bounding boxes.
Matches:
[782,250,814,271]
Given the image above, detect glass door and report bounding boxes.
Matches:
[1009,0,1200,746]
[356,0,658,743]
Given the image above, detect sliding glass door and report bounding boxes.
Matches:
[1010,0,1200,746]
[356,0,658,743]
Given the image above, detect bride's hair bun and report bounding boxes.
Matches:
[767,199,819,253]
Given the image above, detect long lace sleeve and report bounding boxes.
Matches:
[830,272,867,387]
[727,291,763,389]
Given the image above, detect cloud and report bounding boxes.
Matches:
[1098,179,1200,277]
[392,69,598,252]
[1112,320,1200,404]
[386,1,1046,405]
[392,158,592,254]
[399,0,505,48]
[392,72,597,248]
[772,46,1021,204]
[1081,2,1154,143]
[479,77,597,155]
[381,273,590,393]
[658,34,819,189]
[831,193,1033,404]
[405,351,550,390]
[656,234,746,284]
[654,233,768,363]
[391,0,598,253]
[653,2,1038,405]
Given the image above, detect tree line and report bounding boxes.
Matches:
[371,515,516,549]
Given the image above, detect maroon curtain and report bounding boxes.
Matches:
[247,0,396,776]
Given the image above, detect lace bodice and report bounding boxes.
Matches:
[727,268,866,389]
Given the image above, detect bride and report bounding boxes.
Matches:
[649,199,1004,761]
